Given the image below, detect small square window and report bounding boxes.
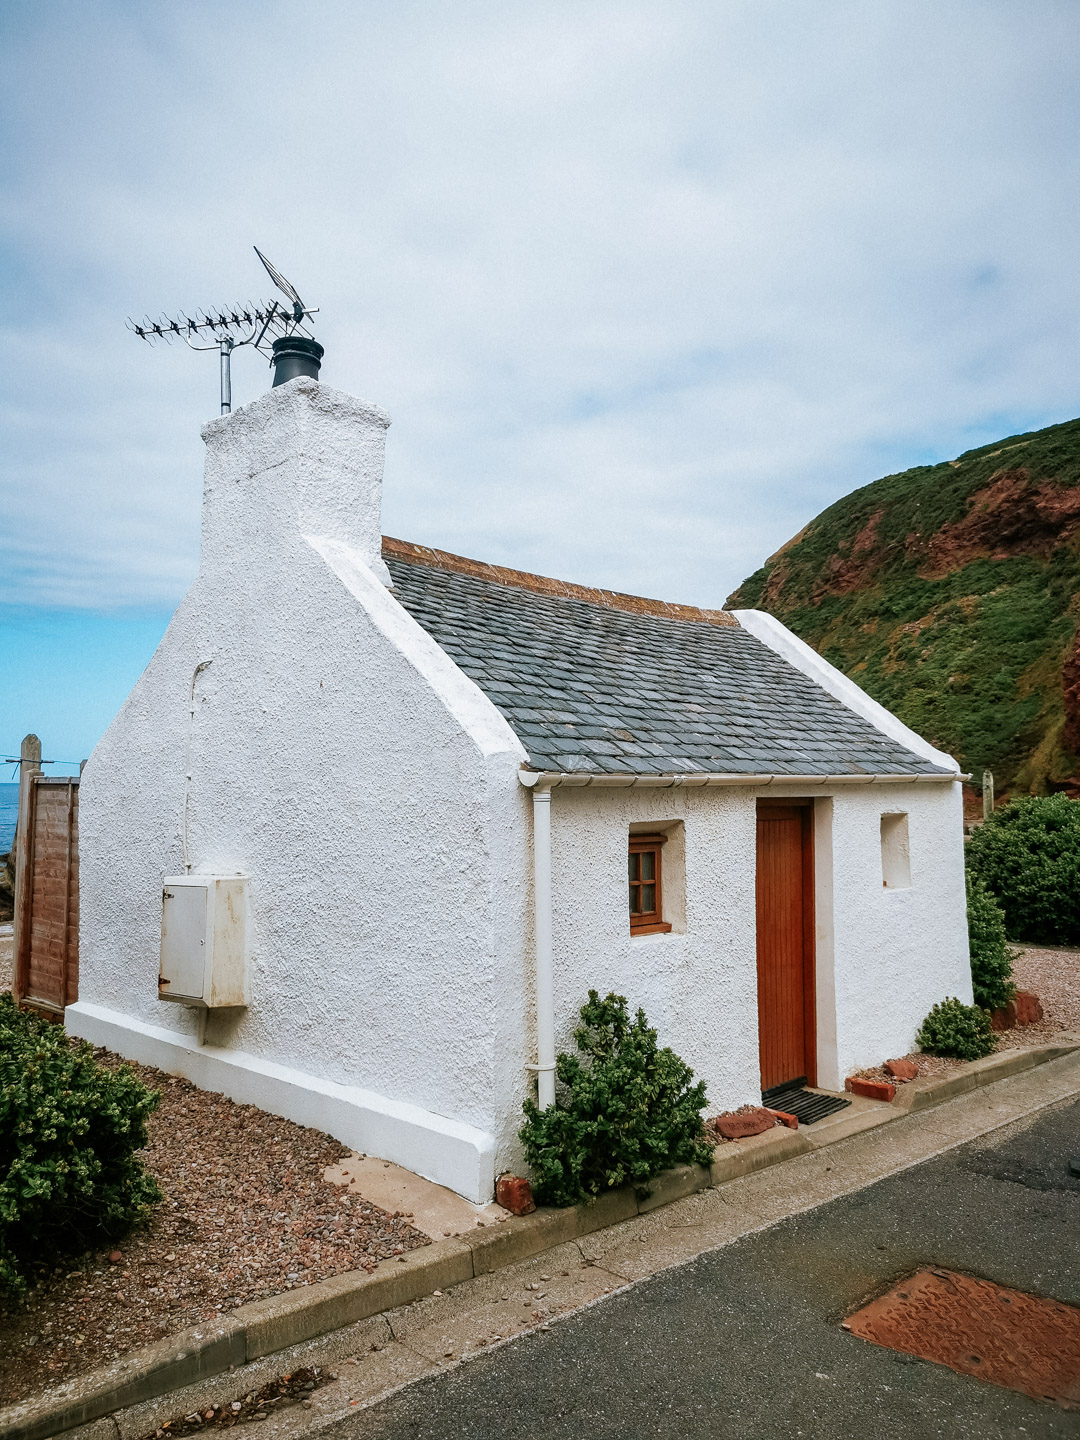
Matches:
[629,833,672,934]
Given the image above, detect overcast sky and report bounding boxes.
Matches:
[2,1,1079,768]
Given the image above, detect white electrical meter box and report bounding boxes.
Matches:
[159,876,249,1008]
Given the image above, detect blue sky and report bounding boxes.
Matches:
[2,0,1079,770]
[1,607,173,777]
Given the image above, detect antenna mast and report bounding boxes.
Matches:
[127,249,319,415]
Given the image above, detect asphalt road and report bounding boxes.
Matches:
[330,1099,1080,1440]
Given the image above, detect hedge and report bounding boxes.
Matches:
[0,995,161,1296]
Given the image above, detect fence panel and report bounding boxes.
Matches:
[14,775,79,1014]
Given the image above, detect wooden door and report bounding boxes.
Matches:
[755,801,815,1092]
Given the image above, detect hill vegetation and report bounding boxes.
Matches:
[728,416,1080,795]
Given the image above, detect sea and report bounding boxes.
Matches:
[0,783,19,856]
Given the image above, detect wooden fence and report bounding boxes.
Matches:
[12,734,80,1015]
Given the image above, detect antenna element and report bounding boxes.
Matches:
[127,250,319,415]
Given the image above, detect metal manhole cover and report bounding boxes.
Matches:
[843,1269,1080,1409]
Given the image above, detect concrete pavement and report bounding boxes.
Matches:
[329,1093,1080,1439]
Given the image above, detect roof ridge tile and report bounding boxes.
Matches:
[381,535,738,627]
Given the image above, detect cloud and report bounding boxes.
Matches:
[2,0,1079,611]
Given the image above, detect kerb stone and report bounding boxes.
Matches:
[636,1164,711,1214]
[0,1318,244,1440]
[241,1241,472,1360]
[464,1208,580,1275]
[710,1128,811,1185]
[575,1187,639,1235]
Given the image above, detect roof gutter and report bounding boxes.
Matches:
[518,770,968,789]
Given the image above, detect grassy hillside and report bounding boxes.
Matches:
[727,416,1080,795]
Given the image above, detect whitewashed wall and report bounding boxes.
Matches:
[71,380,531,1201]
[71,376,970,1201]
[821,779,971,1085]
[546,785,761,1118]
[543,777,970,1115]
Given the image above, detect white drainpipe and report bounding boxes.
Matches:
[522,775,556,1108]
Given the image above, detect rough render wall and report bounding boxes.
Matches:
[547,785,762,1117]
[75,376,972,1183]
[544,778,970,1115]
[78,380,531,1150]
[824,780,971,1084]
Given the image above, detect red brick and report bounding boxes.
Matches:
[885,1059,918,1081]
[1014,990,1043,1025]
[495,1175,536,1216]
[845,1077,896,1102]
[713,1107,774,1139]
[992,990,1045,1030]
[765,1107,799,1129]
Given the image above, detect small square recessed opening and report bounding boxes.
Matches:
[880,812,911,889]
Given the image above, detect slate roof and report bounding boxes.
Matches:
[383,539,951,778]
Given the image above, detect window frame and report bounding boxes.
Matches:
[629,832,672,935]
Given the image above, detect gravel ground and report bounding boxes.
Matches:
[0,1054,429,1405]
[136,1365,333,1437]
[856,943,1080,1082]
[0,923,12,992]
[996,944,1080,1049]
[855,1050,967,1085]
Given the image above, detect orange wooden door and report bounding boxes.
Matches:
[755,802,815,1092]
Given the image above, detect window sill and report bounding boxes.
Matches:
[630,921,673,936]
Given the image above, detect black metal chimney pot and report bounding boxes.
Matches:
[271,335,324,387]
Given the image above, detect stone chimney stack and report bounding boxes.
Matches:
[197,377,392,588]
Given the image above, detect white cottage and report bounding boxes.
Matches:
[68,372,972,1202]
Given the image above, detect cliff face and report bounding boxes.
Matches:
[727,416,1080,795]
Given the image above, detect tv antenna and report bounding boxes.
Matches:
[127,248,319,415]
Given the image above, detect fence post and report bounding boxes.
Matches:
[12,734,42,1000]
[982,769,995,821]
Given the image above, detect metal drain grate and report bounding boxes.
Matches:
[760,1079,851,1125]
[843,1269,1080,1409]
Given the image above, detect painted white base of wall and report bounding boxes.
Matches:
[65,1001,496,1204]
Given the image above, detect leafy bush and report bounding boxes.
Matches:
[915,997,995,1062]
[519,991,712,1209]
[0,995,161,1296]
[966,874,1017,1011]
[965,794,1080,944]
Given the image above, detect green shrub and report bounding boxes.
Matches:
[966,874,1017,1011]
[915,997,995,1062]
[965,794,1080,944]
[519,990,712,1209]
[0,995,162,1297]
